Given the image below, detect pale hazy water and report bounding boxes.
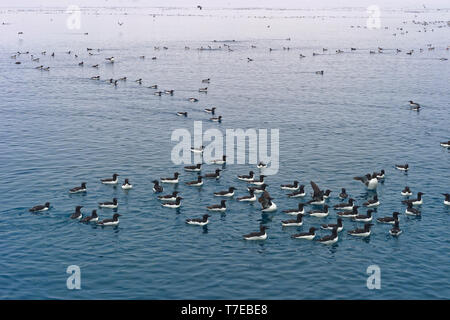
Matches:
[0,6,449,299]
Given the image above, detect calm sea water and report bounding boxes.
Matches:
[0,6,449,299]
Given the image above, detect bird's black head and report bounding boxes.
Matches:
[365,223,374,230]
[309,227,316,233]
[393,212,400,217]
[113,198,118,203]
[75,206,83,211]
[45,202,50,207]
[367,209,373,216]
[221,200,227,205]
[222,155,226,160]
[92,210,97,217]
[81,182,86,188]
[113,213,121,219]
[215,169,222,173]
[174,172,179,177]
[341,188,346,192]
[229,187,236,191]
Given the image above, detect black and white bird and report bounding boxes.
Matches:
[401,186,412,196]
[348,223,373,237]
[395,164,409,171]
[334,198,356,210]
[401,192,424,205]
[280,180,300,190]
[237,189,257,202]
[377,212,400,224]
[214,187,236,197]
[339,188,348,199]
[81,210,98,223]
[99,198,118,209]
[409,100,420,111]
[152,180,163,193]
[161,172,179,184]
[243,226,268,240]
[321,218,343,232]
[177,112,188,117]
[210,116,222,122]
[97,213,121,226]
[101,174,119,184]
[337,206,360,218]
[354,209,373,222]
[389,220,402,236]
[287,185,306,197]
[257,162,267,169]
[440,141,450,148]
[122,179,133,190]
[323,190,332,199]
[184,163,202,172]
[204,107,216,114]
[161,197,183,208]
[317,226,339,244]
[247,184,267,194]
[211,155,226,165]
[405,202,421,216]
[363,195,380,207]
[249,175,266,186]
[186,175,203,187]
[375,170,385,179]
[186,214,210,226]
[238,171,255,181]
[281,214,303,227]
[207,200,227,212]
[259,192,277,212]
[190,146,204,154]
[158,191,180,201]
[70,206,83,220]
[353,173,378,190]
[69,182,86,193]
[282,203,305,215]
[29,202,50,212]
[292,227,316,240]
[443,193,450,206]
[204,169,221,179]
[308,205,329,218]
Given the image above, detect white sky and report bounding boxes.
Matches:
[1,0,449,9]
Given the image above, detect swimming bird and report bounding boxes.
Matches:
[243,226,268,240]
[189,98,198,102]
[307,195,325,205]
[152,180,163,193]
[185,175,203,186]
[317,226,338,244]
[238,171,255,181]
[105,57,114,63]
[257,161,267,169]
[389,220,402,236]
[92,64,99,68]
[321,218,344,232]
[354,209,373,222]
[148,84,157,89]
[401,186,412,196]
[339,188,348,199]
[440,141,450,148]
[202,78,210,83]
[204,107,216,114]
[282,203,305,215]
[405,202,421,216]
[287,185,306,198]
[97,213,121,226]
[337,206,360,218]
[401,192,424,205]
[198,87,208,93]
[211,155,226,165]
[214,187,236,197]
[292,227,316,240]
[161,197,183,208]
[281,214,303,227]
[260,197,277,212]
[395,164,409,171]
[247,184,267,194]
[348,223,373,237]
[280,180,300,190]
[122,179,133,190]
[99,198,118,209]
[322,189,332,199]
[78,61,84,66]
[237,189,257,202]
[157,191,179,201]
[334,198,356,210]
[409,101,420,111]
[177,112,188,117]
[70,206,83,220]
[210,116,222,122]
[29,202,50,212]
[308,205,329,218]
[154,91,162,96]
[207,200,227,212]
[161,172,179,184]
[363,195,380,207]
[186,214,210,226]
[375,170,385,179]
[69,182,86,193]
[204,169,221,179]
[353,173,378,190]
[80,210,98,223]
[101,174,119,184]
[249,175,266,185]
[377,212,400,224]
[190,146,204,154]
[184,163,202,172]
[443,193,450,206]
[165,90,174,95]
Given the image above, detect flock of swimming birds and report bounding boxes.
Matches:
[9,11,449,244]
